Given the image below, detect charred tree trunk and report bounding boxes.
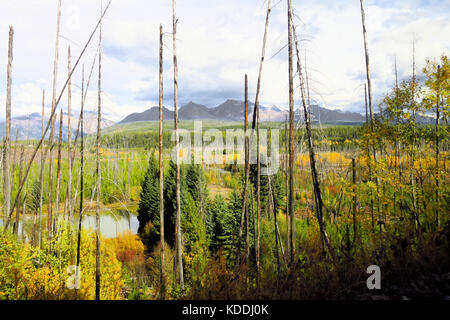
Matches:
[158,24,166,300]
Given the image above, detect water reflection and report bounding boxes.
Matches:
[0,209,139,239]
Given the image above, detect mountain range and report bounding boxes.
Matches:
[0,111,114,141]
[119,99,367,124]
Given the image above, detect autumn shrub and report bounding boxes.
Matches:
[0,225,124,300]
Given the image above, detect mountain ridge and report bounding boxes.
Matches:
[118,99,366,124]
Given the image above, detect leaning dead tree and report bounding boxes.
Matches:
[236,0,272,280]
[95,8,103,301]
[244,74,250,265]
[291,4,335,258]
[3,26,13,229]
[172,0,184,297]
[7,0,112,224]
[359,0,381,228]
[158,24,166,300]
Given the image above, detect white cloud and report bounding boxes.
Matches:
[0,0,448,122]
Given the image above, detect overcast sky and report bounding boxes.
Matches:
[0,0,448,122]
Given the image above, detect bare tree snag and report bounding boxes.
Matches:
[172,0,184,296]
[3,26,13,229]
[76,65,85,294]
[14,146,24,236]
[67,46,73,220]
[7,1,112,222]
[47,0,62,245]
[54,110,63,237]
[158,24,166,300]
[95,9,103,300]
[287,0,295,264]
[291,6,335,259]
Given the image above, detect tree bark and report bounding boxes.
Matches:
[14,146,24,236]
[76,65,85,294]
[172,0,184,296]
[67,46,73,220]
[54,110,63,237]
[352,158,357,243]
[158,24,166,300]
[47,0,62,246]
[287,0,295,264]
[244,75,249,265]
[3,27,13,229]
[95,12,103,300]
[236,74,251,270]
[435,65,441,228]
[360,0,374,129]
[38,91,45,248]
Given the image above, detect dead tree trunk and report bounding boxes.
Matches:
[287,0,295,264]
[14,146,24,236]
[76,65,85,294]
[352,158,357,242]
[284,115,289,253]
[95,13,103,301]
[237,0,272,281]
[47,0,62,245]
[158,24,166,300]
[7,1,112,223]
[172,0,184,296]
[410,41,419,231]
[360,0,381,230]
[38,91,45,248]
[291,8,335,259]
[244,75,250,264]
[67,46,73,220]
[3,26,13,229]
[360,0,374,129]
[435,65,441,228]
[237,74,250,268]
[54,110,63,236]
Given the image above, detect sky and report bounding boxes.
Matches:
[0,0,448,122]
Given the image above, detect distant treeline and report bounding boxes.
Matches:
[100,125,363,151]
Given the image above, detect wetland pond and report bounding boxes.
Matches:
[0,208,139,239]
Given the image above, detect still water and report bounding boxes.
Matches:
[0,209,139,239]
